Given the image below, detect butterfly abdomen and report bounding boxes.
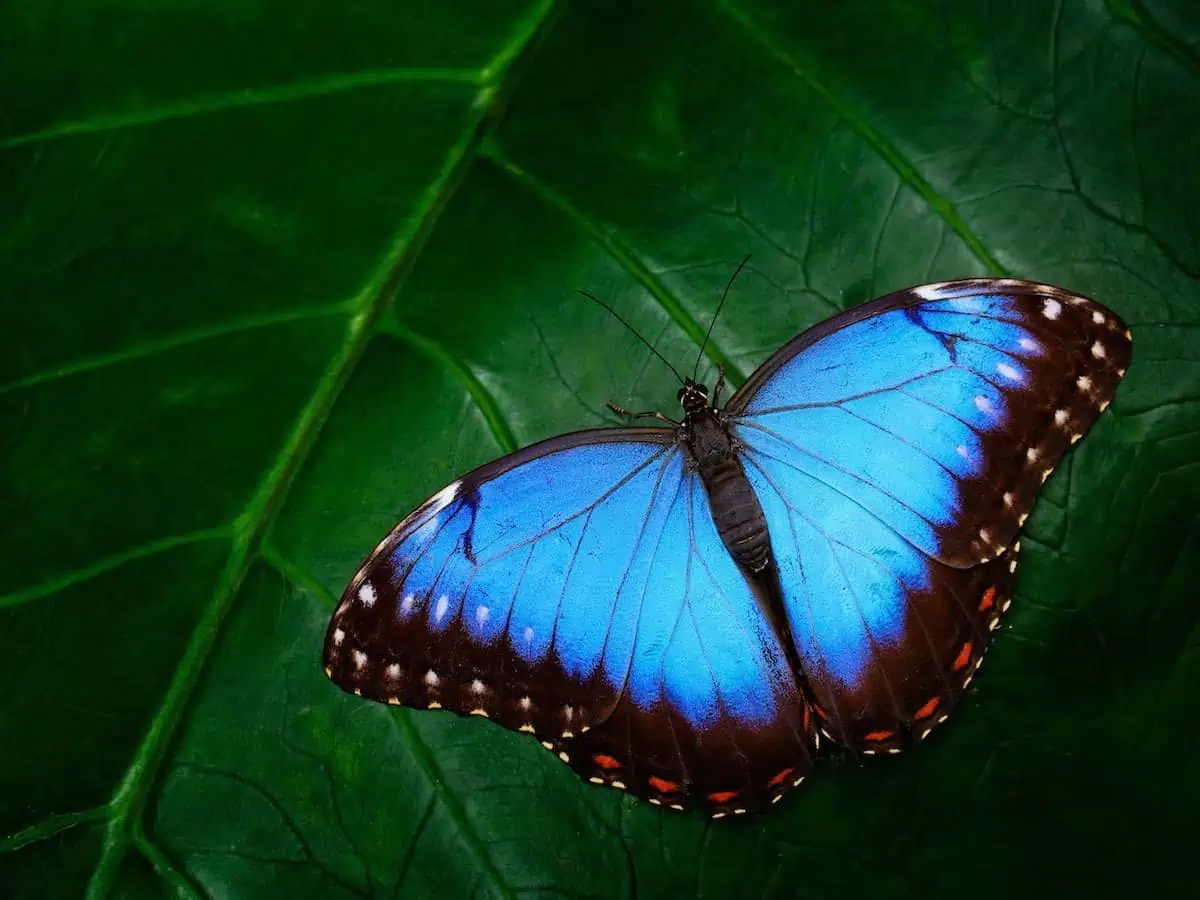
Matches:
[686,410,772,574]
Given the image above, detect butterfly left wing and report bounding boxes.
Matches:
[324,429,816,814]
[724,278,1131,752]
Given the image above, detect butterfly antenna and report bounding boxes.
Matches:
[693,254,751,380]
[577,290,686,385]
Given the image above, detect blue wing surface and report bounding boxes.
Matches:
[726,279,1131,750]
[324,427,815,812]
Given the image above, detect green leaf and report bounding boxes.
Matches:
[3,0,1197,897]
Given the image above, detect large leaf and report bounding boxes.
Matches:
[3,0,1198,897]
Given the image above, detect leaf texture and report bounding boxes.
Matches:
[2,0,1198,897]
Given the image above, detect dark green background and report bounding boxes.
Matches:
[3,1,1198,897]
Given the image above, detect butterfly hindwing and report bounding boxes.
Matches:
[565,471,817,813]
[324,429,817,814]
[726,278,1130,750]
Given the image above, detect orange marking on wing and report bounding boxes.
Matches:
[708,790,739,804]
[864,729,895,742]
[952,641,974,671]
[914,696,941,720]
[767,767,796,788]
[647,775,681,794]
[813,704,830,721]
[802,703,811,732]
[592,753,622,770]
[978,586,997,613]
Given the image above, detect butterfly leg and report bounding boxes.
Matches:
[606,402,680,426]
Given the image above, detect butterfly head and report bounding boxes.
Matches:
[677,379,710,415]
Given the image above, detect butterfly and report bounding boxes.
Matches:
[323,277,1131,818]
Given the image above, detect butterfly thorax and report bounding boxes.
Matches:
[681,393,774,575]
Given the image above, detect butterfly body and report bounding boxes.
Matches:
[677,381,774,575]
[324,278,1131,817]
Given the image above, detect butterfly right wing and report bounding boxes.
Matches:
[725,279,1130,752]
[324,428,816,814]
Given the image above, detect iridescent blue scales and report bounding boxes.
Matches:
[324,278,1131,817]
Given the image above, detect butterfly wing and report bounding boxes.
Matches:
[324,429,816,814]
[725,278,1131,751]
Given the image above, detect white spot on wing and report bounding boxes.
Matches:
[523,626,535,644]
[519,696,532,711]
[1092,311,1105,324]
[1026,447,1040,462]
[974,395,993,413]
[386,663,401,679]
[912,283,953,301]
[471,679,485,694]
[1018,337,1040,353]
[1091,341,1106,359]
[358,582,376,608]
[400,594,416,615]
[475,605,489,627]
[434,594,449,623]
[333,628,345,646]
[956,445,969,460]
[1077,375,1092,391]
[352,650,367,669]
[424,670,439,687]
[1054,409,1069,426]
[1042,298,1062,319]
[425,480,461,515]
[996,363,1020,381]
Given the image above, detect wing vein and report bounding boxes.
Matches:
[738,419,945,539]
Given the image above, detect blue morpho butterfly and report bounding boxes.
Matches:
[324,271,1131,818]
